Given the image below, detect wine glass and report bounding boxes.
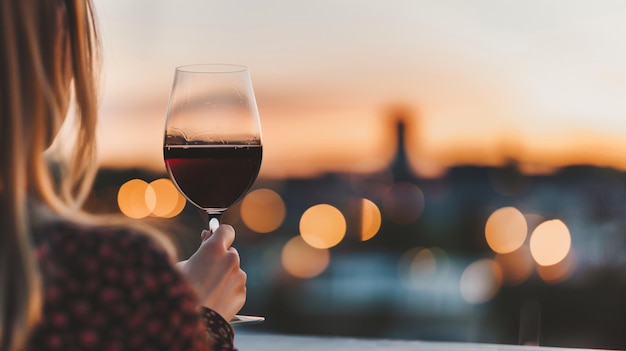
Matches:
[163,64,264,325]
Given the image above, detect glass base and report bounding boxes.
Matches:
[230,314,265,326]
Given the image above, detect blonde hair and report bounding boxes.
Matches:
[1,0,102,349]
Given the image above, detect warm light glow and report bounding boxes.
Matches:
[148,178,186,218]
[485,207,528,254]
[360,198,382,241]
[117,179,153,219]
[460,259,502,304]
[299,204,346,249]
[494,245,534,286]
[529,219,571,266]
[240,189,286,233]
[281,236,330,279]
[118,178,187,219]
[145,184,157,213]
[536,250,575,283]
[382,182,425,224]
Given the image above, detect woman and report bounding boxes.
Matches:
[0,0,246,350]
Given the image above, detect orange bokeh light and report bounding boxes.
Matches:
[117,179,153,219]
[118,178,186,219]
[149,178,186,218]
[360,198,382,241]
[494,245,534,286]
[240,188,286,233]
[536,250,575,283]
[485,206,528,254]
[281,236,330,279]
[299,204,346,249]
[529,219,571,266]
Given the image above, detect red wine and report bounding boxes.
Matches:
[164,145,262,211]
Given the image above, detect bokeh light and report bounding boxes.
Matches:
[118,178,186,219]
[360,198,382,241]
[148,178,186,218]
[117,179,154,219]
[299,204,346,249]
[281,236,330,279]
[485,206,528,254]
[240,188,286,233]
[494,245,534,286]
[398,247,439,287]
[460,259,502,304]
[536,250,575,283]
[529,219,571,266]
[382,182,425,224]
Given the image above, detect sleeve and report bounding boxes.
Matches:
[201,307,237,350]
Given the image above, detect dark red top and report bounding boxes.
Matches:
[25,221,236,350]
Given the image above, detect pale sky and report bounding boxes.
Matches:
[94,0,626,178]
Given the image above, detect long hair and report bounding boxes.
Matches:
[0,0,100,349]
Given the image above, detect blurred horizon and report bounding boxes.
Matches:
[95,0,626,178]
[92,129,626,349]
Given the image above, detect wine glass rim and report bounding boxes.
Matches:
[176,63,248,73]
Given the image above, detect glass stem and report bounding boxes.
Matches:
[208,212,223,235]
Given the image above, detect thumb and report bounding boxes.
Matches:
[207,224,236,249]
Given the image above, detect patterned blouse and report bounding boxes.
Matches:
[25,220,236,350]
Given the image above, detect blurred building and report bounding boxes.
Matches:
[91,116,626,350]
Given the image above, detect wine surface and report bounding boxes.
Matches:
[164,145,262,210]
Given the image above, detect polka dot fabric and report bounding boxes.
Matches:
[26,221,236,350]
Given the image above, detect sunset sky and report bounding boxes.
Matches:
[94,0,626,179]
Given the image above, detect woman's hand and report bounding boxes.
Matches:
[177,225,247,322]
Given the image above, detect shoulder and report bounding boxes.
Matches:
[29,219,215,350]
[33,219,184,310]
[34,218,164,246]
[34,219,174,274]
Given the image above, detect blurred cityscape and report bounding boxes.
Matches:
[89,114,626,351]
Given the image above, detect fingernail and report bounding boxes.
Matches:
[209,218,220,233]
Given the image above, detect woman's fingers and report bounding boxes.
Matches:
[180,224,246,320]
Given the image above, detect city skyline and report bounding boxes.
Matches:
[91,116,626,350]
